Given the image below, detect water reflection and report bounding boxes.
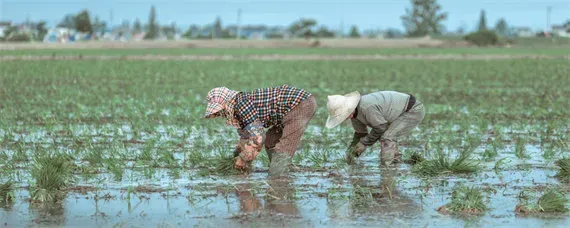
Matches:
[350,165,420,218]
[327,163,421,222]
[28,199,66,227]
[234,177,300,217]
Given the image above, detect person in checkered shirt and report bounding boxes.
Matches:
[203,84,317,177]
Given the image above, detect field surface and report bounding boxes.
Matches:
[0,48,569,227]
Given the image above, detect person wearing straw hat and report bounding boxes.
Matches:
[203,84,317,177]
[325,90,425,165]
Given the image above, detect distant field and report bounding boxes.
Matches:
[1,47,570,56]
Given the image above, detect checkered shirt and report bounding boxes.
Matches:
[233,84,311,129]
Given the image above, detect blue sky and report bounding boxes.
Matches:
[0,0,568,32]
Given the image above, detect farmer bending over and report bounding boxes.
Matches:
[203,85,317,177]
[325,90,425,165]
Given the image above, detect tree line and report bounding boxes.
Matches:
[2,0,563,42]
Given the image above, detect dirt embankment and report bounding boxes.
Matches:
[0,37,468,50]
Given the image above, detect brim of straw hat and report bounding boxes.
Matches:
[325,91,361,129]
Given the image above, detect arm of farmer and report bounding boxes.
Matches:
[232,94,265,169]
[346,118,370,158]
[235,120,265,169]
[350,118,369,147]
[357,108,388,150]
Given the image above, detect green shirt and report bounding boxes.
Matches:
[351,91,411,146]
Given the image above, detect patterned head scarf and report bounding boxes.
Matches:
[203,87,241,128]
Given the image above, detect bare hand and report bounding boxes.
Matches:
[234,156,246,169]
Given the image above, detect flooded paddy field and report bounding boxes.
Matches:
[1,58,569,227]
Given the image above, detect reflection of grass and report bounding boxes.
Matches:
[438,185,487,216]
[412,148,479,177]
[30,151,74,202]
[554,158,570,182]
[516,189,569,214]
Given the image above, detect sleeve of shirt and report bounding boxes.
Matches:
[351,118,368,134]
[359,107,388,146]
[233,95,265,161]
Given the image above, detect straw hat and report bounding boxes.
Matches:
[325,91,361,129]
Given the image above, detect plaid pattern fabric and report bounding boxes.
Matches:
[204,87,240,127]
[234,84,311,129]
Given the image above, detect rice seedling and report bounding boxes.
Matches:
[105,157,124,181]
[515,137,529,159]
[516,189,569,214]
[154,149,179,168]
[213,156,245,176]
[309,148,333,168]
[0,181,15,204]
[292,151,305,166]
[256,151,270,167]
[494,158,508,173]
[411,147,480,177]
[542,148,557,161]
[437,185,487,216]
[481,143,498,161]
[83,147,104,167]
[185,149,208,168]
[12,141,28,162]
[30,151,74,202]
[554,158,570,183]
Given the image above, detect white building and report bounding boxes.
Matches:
[0,21,12,38]
[551,24,569,37]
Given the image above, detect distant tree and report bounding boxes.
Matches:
[289,18,317,39]
[213,17,222,38]
[384,28,404,38]
[315,26,335,38]
[74,10,94,34]
[349,25,361,38]
[401,0,448,37]
[58,14,76,29]
[494,18,508,37]
[144,5,159,39]
[93,19,107,36]
[133,19,142,33]
[477,9,487,31]
[161,22,178,39]
[121,20,130,31]
[35,21,48,40]
[183,26,193,39]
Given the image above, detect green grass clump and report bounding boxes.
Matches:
[412,148,479,177]
[554,158,570,182]
[516,189,569,214]
[438,185,487,216]
[30,152,74,202]
[0,181,15,204]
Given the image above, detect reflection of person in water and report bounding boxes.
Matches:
[234,177,299,216]
[345,165,421,219]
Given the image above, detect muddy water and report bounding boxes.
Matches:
[1,125,570,227]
